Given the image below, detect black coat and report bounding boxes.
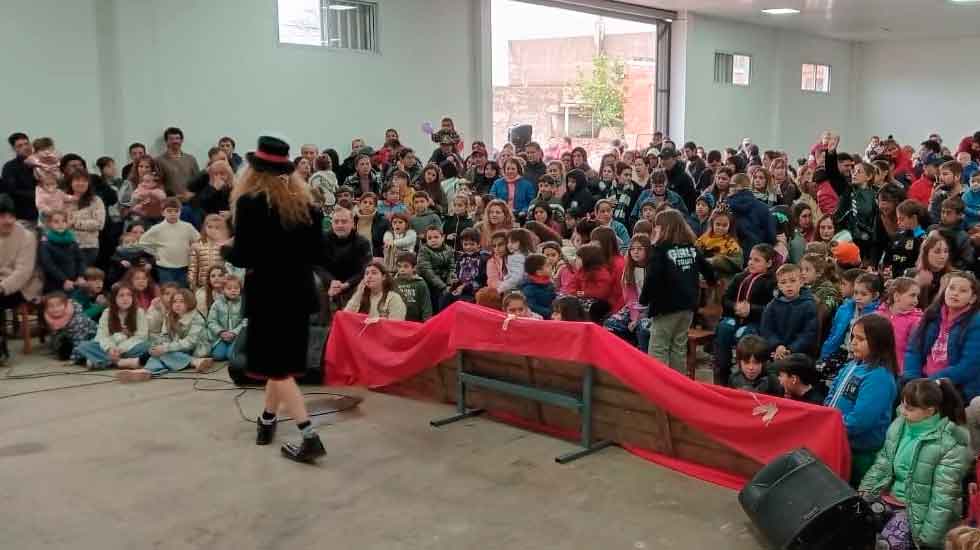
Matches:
[225,193,327,380]
[722,271,776,326]
[39,238,85,293]
[1,157,37,221]
[356,212,391,257]
[666,163,697,213]
[321,231,372,289]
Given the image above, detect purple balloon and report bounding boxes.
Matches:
[421,122,433,136]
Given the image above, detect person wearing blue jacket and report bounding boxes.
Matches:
[520,253,557,319]
[825,313,898,484]
[490,158,536,218]
[904,271,980,401]
[759,264,819,358]
[725,174,776,264]
[819,272,883,361]
[631,169,688,221]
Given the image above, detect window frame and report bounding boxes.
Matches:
[800,62,831,94]
[275,0,381,55]
[714,51,751,87]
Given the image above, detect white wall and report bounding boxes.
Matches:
[3,0,481,164]
[672,13,859,159]
[856,36,980,149]
[0,0,105,161]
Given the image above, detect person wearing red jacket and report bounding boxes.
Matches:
[569,243,623,314]
[908,155,942,206]
[957,132,980,162]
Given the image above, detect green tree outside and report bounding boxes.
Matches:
[575,53,626,137]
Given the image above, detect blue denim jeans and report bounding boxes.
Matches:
[74,340,150,369]
[145,351,194,375]
[157,266,188,288]
[211,340,236,362]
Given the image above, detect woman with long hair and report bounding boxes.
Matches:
[475,199,514,250]
[225,136,329,463]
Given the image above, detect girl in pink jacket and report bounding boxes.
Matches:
[876,276,923,375]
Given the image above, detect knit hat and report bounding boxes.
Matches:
[832,241,861,267]
[696,193,716,210]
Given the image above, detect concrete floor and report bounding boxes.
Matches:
[1,343,766,550]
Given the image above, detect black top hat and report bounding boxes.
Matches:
[246,136,295,175]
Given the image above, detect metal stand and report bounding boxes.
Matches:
[431,354,614,464]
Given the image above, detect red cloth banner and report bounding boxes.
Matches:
[325,302,851,488]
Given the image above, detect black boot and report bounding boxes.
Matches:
[281,434,326,463]
[0,337,9,366]
[256,418,277,445]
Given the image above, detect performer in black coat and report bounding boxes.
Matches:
[225,136,329,463]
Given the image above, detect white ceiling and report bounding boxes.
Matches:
[634,0,980,42]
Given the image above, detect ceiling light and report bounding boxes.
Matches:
[328,4,358,10]
[761,8,800,15]
[949,0,980,3]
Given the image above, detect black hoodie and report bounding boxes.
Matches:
[561,169,596,214]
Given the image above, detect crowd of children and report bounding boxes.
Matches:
[8,124,980,547]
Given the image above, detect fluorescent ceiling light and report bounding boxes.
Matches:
[328,4,357,10]
[949,0,980,3]
[761,8,800,14]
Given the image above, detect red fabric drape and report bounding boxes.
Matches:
[325,302,851,488]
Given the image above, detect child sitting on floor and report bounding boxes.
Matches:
[122,267,159,311]
[775,354,826,404]
[729,334,777,394]
[71,267,108,321]
[117,289,212,381]
[146,282,179,338]
[43,291,97,361]
[73,284,149,370]
[195,265,226,316]
[501,290,542,320]
[108,231,156,289]
[393,252,432,322]
[206,275,245,362]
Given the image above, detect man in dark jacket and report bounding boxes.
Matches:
[522,142,547,191]
[760,264,819,358]
[1,132,37,223]
[323,206,371,308]
[659,148,697,212]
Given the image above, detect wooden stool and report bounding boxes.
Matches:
[686,328,714,380]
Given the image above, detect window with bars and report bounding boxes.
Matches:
[277,0,378,53]
[801,63,831,93]
[714,52,751,86]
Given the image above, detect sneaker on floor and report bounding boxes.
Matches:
[117,370,151,383]
[281,434,326,464]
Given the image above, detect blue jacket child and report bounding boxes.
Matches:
[521,274,557,319]
[904,310,980,401]
[819,298,881,361]
[760,287,819,356]
[825,360,897,452]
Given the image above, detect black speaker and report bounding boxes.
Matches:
[738,448,876,550]
[508,124,532,151]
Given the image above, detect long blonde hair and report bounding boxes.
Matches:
[231,166,312,228]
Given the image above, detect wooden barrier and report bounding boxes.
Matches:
[384,349,764,479]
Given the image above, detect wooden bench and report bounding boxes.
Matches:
[686,328,714,380]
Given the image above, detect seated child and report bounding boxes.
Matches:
[139,197,200,287]
[377,183,409,220]
[195,265,226,316]
[474,287,502,311]
[410,192,442,236]
[443,195,474,253]
[445,227,487,305]
[71,267,108,321]
[43,292,97,361]
[928,196,974,269]
[108,231,156,289]
[883,200,927,278]
[520,253,556,318]
[485,230,508,291]
[820,272,882,366]
[550,295,588,321]
[39,210,85,294]
[499,228,534,293]
[963,172,980,229]
[501,290,542,320]
[122,267,159,311]
[799,253,841,313]
[760,264,819,359]
[382,212,417,271]
[146,282,179,338]
[117,289,212,381]
[417,225,456,312]
[206,275,246,362]
[393,252,432,322]
[728,334,777,395]
[73,284,149,369]
[775,354,826,405]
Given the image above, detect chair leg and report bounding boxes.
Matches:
[686,339,698,380]
[19,304,31,355]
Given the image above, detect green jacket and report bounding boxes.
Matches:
[809,279,842,313]
[206,295,247,342]
[859,414,971,547]
[394,275,432,322]
[153,310,211,357]
[417,244,455,293]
